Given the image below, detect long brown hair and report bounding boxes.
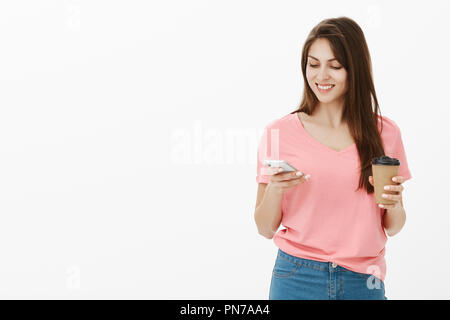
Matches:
[290,17,385,194]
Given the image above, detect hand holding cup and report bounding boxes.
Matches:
[371,156,404,210]
[369,175,404,210]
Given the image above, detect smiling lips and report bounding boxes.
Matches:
[316,83,335,92]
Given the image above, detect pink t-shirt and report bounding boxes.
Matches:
[256,112,412,282]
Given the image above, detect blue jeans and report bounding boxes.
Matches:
[269,249,387,300]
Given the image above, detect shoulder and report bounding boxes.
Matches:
[263,113,296,130]
[376,114,404,148]
[376,114,401,134]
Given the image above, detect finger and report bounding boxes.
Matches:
[268,167,284,175]
[392,176,404,184]
[378,203,396,209]
[383,184,404,192]
[293,173,310,184]
[280,175,308,188]
[273,171,304,182]
[381,193,402,201]
[267,167,279,175]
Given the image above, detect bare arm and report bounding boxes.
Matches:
[383,198,406,237]
[369,175,407,237]
[254,183,283,239]
[254,169,310,239]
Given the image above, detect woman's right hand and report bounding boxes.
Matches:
[267,167,311,195]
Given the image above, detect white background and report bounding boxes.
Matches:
[0,0,448,299]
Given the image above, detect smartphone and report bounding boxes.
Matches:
[263,159,297,172]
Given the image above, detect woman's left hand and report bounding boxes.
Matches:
[369,175,404,210]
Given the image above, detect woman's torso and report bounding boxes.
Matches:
[297,111,355,152]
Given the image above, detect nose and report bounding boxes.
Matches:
[317,66,331,80]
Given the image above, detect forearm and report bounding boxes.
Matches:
[382,206,406,237]
[254,184,283,239]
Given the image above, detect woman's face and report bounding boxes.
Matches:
[306,38,347,104]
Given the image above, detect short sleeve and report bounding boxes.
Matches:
[255,125,275,184]
[392,124,412,182]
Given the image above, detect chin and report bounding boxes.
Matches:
[316,95,338,103]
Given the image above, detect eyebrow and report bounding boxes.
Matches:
[308,55,337,62]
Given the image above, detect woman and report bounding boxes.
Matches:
[254,17,412,300]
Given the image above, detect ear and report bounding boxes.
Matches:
[368,175,374,186]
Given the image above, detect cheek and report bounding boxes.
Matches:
[335,77,348,95]
[335,71,347,86]
[306,69,317,85]
[306,66,317,77]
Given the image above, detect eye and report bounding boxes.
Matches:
[308,64,342,70]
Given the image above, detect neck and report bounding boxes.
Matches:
[313,100,346,129]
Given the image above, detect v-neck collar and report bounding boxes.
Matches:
[293,112,356,154]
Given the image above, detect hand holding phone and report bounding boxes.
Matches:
[263,159,311,194]
[263,160,297,172]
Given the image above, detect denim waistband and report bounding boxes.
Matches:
[277,248,345,272]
